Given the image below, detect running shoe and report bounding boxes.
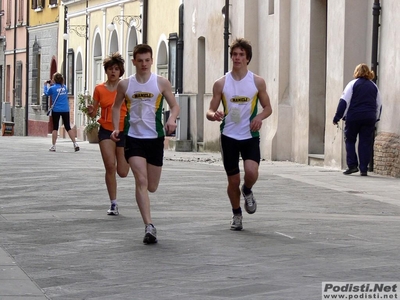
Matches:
[242,185,257,214]
[143,224,157,244]
[74,142,80,152]
[49,145,56,152]
[107,203,119,216]
[230,215,243,231]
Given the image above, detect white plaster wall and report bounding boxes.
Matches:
[182,0,398,169]
[376,0,400,136]
[183,0,225,93]
[291,0,311,164]
[183,0,225,149]
[324,0,370,169]
[268,0,291,161]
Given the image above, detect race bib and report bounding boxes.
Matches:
[230,107,241,124]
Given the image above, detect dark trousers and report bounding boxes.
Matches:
[344,118,376,173]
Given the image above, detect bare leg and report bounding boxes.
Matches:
[129,156,162,225]
[67,129,77,144]
[116,147,130,178]
[242,159,259,190]
[227,173,241,209]
[52,130,58,145]
[99,140,118,201]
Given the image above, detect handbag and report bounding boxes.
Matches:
[46,86,63,117]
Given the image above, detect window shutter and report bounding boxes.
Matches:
[15,61,23,107]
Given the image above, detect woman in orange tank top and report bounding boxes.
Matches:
[87,53,129,216]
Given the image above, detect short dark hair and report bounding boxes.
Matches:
[103,52,125,77]
[230,38,252,65]
[133,44,153,60]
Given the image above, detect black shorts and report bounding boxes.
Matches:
[98,126,125,147]
[220,134,260,176]
[125,136,165,167]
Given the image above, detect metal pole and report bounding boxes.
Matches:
[84,0,88,93]
[369,0,381,172]
[371,0,380,84]
[63,6,67,78]
[177,4,184,94]
[223,0,230,74]
[12,0,17,117]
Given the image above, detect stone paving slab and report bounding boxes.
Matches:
[1,136,400,300]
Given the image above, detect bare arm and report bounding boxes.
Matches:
[206,77,225,122]
[158,76,180,135]
[110,79,128,141]
[250,75,272,131]
[87,90,100,118]
[87,86,100,118]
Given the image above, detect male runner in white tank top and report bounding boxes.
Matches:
[206,38,272,231]
[111,44,180,244]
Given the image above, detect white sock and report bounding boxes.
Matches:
[111,200,117,205]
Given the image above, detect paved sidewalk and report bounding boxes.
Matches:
[1,136,400,300]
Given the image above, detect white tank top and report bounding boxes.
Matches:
[125,73,165,138]
[221,71,259,140]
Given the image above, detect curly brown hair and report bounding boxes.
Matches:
[353,63,375,80]
[230,38,252,65]
[103,52,125,77]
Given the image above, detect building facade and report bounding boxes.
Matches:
[0,0,6,125]
[2,0,400,176]
[61,0,181,141]
[1,0,28,136]
[182,0,399,175]
[28,0,60,136]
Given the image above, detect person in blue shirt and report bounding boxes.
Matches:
[44,72,79,152]
[333,63,382,176]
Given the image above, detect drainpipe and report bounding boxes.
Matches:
[84,0,88,92]
[371,0,380,83]
[369,0,381,172]
[62,6,67,78]
[223,0,230,74]
[25,1,30,135]
[142,0,148,44]
[12,0,17,121]
[176,4,184,94]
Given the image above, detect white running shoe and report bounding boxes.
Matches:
[230,215,243,231]
[107,203,119,216]
[143,224,157,244]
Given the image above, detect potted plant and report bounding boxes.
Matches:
[78,93,100,143]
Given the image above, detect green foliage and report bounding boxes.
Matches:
[77,94,100,133]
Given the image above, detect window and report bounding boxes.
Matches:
[67,49,74,95]
[32,0,44,9]
[32,40,41,105]
[18,0,24,23]
[6,0,11,26]
[49,0,57,5]
[15,61,23,107]
[157,41,168,79]
[168,33,178,92]
[268,0,274,15]
[94,57,103,85]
